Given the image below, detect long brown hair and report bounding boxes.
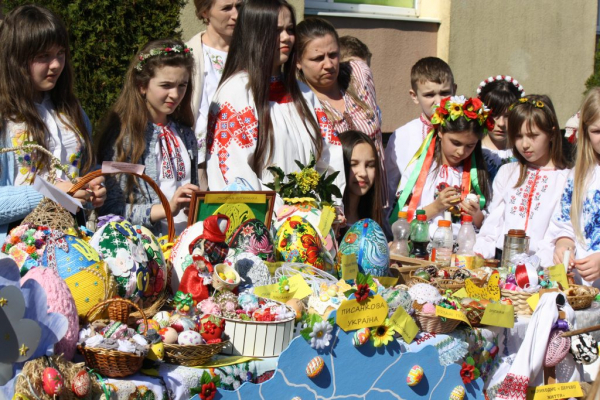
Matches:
[339,130,383,226]
[0,4,92,173]
[507,94,570,188]
[219,0,322,177]
[295,17,374,124]
[97,38,194,203]
[571,88,600,244]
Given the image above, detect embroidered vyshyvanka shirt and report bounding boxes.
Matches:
[206,71,345,200]
[474,163,569,259]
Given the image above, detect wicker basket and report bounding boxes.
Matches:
[78,298,148,378]
[565,285,600,310]
[164,339,229,366]
[69,169,175,319]
[501,289,533,316]
[415,311,461,334]
[407,271,436,288]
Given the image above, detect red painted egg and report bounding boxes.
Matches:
[42,367,64,396]
[71,370,91,398]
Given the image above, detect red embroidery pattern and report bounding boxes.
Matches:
[269,80,293,103]
[508,170,549,230]
[316,108,340,145]
[496,373,529,400]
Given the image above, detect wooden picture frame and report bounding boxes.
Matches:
[187,191,277,232]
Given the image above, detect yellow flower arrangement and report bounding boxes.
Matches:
[371,318,396,347]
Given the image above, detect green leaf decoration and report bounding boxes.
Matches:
[344,289,357,298]
[200,371,212,385]
[466,357,475,366]
[473,368,481,380]
[300,326,313,341]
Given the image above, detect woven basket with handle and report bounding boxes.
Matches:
[415,311,461,334]
[164,339,229,367]
[78,298,148,377]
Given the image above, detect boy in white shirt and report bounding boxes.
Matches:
[385,57,456,218]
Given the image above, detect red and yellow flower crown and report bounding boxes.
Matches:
[430,95,495,134]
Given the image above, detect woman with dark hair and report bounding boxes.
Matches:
[205,0,345,198]
[295,18,385,206]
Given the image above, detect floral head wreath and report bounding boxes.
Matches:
[508,97,546,112]
[430,95,495,134]
[135,45,193,72]
[477,75,525,98]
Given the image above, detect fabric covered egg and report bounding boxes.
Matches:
[228,219,275,262]
[178,330,202,345]
[169,315,197,333]
[90,220,147,299]
[169,221,204,293]
[421,303,436,314]
[352,327,371,347]
[71,370,91,398]
[40,231,117,318]
[134,225,167,300]
[137,319,161,334]
[449,385,466,400]
[21,267,78,361]
[338,219,389,277]
[306,356,325,378]
[158,327,178,344]
[152,311,172,328]
[275,216,335,274]
[406,365,424,386]
[42,367,64,396]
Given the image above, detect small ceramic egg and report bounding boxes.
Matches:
[137,319,161,334]
[422,303,436,314]
[449,385,466,400]
[152,311,172,328]
[352,327,371,347]
[71,370,91,398]
[158,327,179,344]
[406,365,424,386]
[170,316,197,333]
[42,367,64,396]
[178,330,202,345]
[415,271,431,281]
[466,193,479,204]
[326,286,338,297]
[306,356,325,379]
[286,298,305,322]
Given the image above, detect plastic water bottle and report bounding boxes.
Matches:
[430,220,453,267]
[456,215,477,268]
[390,211,410,257]
[410,213,430,260]
[410,209,426,233]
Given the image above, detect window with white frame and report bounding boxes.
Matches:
[305,0,418,18]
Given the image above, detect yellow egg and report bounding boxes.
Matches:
[449,385,466,400]
[219,272,227,280]
[319,293,330,302]
[326,287,337,297]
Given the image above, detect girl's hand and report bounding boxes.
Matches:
[553,237,576,269]
[434,187,461,212]
[574,253,600,282]
[88,176,107,208]
[55,179,92,204]
[459,195,484,227]
[169,183,200,215]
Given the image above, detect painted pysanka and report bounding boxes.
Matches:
[338,219,389,277]
[135,225,167,300]
[228,219,275,262]
[90,220,147,299]
[275,216,334,274]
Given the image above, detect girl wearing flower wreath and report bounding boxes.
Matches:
[0,5,106,244]
[474,95,570,260]
[187,0,241,189]
[205,0,345,200]
[97,39,199,236]
[394,96,492,238]
[477,75,525,180]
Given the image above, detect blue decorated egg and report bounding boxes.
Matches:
[275,216,334,274]
[228,219,275,262]
[338,219,389,277]
[135,226,167,300]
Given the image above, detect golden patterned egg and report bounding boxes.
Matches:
[306,356,325,379]
[406,365,424,386]
[449,385,466,400]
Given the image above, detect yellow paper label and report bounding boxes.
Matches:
[527,293,540,311]
[526,382,583,400]
[480,303,515,328]
[341,254,359,281]
[377,276,399,288]
[336,295,389,332]
[205,193,266,204]
[451,288,468,298]
[318,205,336,239]
[389,307,418,343]
[548,264,570,290]
[435,306,471,327]
[253,274,312,302]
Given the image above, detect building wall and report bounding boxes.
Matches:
[446,0,597,125]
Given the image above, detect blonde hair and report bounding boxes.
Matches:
[571,88,600,244]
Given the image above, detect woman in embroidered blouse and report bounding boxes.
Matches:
[97,39,198,236]
[474,95,570,260]
[0,5,105,244]
[295,18,385,206]
[187,0,241,189]
[205,0,345,198]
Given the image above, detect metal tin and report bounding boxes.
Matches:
[501,229,530,269]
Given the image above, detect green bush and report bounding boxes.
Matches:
[586,36,600,90]
[3,0,187,132]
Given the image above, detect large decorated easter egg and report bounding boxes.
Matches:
[338,219,389,277]
[169,221,204,293]
[40,231,117,318]
[71,370,91,398]
[275,216,334,274]
[90,220,147,299]
[228,219,275,262]
[134,225,167,301]
[178,330,202,345]
[42,367,64,396]
[306,356,325,378]
[2,223,51,273]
